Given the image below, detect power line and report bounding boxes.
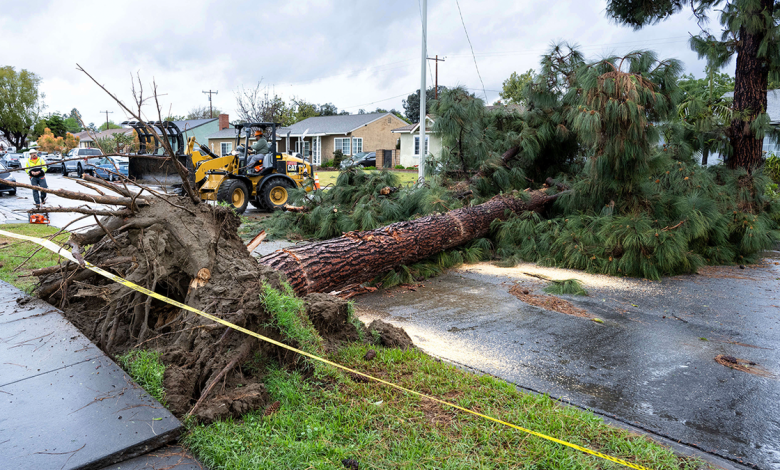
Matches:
[447,36,690,59]
[342,91,416,110]
[454,0,487,101]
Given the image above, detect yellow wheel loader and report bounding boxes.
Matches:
[125,121,315,214]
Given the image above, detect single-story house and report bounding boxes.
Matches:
[280,112,408,166]
[392,116,441,168]
[393,105,524,168]
[206,117,284,157]
[207,112,407,166]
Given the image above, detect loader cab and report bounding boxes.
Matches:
[233,122,283,176]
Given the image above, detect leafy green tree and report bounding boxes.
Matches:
[0,66,44,150]
[186,106,222,120]
[675,69,735,164]
[606,0,780,170]
[65,108,83,132]
[499,69,536,105]
[402,87,448,123]
[291,98,319,122]
[164,114,186,122]
[98,121,122,131]
[317,103,339,116]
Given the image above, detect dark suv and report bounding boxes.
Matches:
[1,153,23,169]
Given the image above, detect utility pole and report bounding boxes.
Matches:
[427,55,445,99]
[419,0,427,182]
[100,110,113,130]
[202,90,218,118]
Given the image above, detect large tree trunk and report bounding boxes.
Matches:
[728,0,773,170]
[259,190,560,295]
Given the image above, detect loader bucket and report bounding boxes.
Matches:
[123,121,191,185]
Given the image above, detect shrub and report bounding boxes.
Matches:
[333,149,344,168]
[394,164,406,169]
[766,153,780,182]
[321,160,334,168]
[362,166,377,170]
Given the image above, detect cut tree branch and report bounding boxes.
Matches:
[0,178,148,207]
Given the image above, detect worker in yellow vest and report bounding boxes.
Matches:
[24,149,48,207]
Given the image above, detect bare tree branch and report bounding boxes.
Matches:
[0,178,148,207]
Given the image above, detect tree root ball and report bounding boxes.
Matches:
[36,198,370,422]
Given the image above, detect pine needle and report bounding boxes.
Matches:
[543,278,588,296]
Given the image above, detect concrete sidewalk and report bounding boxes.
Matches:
[0,280,202,469]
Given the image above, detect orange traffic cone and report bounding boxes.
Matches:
[314,173,321,189]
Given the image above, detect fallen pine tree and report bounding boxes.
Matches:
[259,188,562,295]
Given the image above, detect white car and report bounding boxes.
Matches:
[62,148,104,177]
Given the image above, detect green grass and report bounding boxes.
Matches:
[185,344,707,470]
[0,223,69,292]
[261,282,325,371]
[318,169,419,188]
[117,349,167,405]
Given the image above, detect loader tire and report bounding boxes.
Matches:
[217,178,249,214]
[249,197,266,211]
[261,179,293,211]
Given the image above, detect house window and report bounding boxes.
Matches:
[220,142,232,156]
[352,137,363,154]
[334,137,351,155]
[413,135,429,156]
[295,140,311,157]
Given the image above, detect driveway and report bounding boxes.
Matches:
[355,257,780,469]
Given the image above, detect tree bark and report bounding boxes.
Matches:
[259,190,560,295]
[728,0,773,170]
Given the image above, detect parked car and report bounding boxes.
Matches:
[62,148,104,177]
[0,162,17,195]
[1,153,23,169]
[340,151,376,169]
[90,156,129,181]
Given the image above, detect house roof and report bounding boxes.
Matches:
[392,115,435,134]
[283,113,402,136]
[77,128,133,143]
[170,118,217,132]
[205,127,283,141]
[723,90,780,123]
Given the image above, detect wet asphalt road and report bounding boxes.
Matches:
[356,258,780,469]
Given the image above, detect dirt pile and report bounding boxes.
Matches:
[368,319,415,350]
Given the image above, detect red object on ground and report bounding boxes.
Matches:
[29,213,50,224]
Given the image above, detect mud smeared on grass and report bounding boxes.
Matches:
[714,355,776,378]
[508,284,591,318]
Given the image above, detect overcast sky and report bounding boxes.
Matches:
[1,0,728,127]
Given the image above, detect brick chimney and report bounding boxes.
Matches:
[218,114,229,130]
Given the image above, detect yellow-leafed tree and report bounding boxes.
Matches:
[63,132,80,152]
[37,127,64,153]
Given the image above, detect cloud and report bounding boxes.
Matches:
[0,0,721,126]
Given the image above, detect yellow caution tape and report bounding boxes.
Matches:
[0,229,651,470]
